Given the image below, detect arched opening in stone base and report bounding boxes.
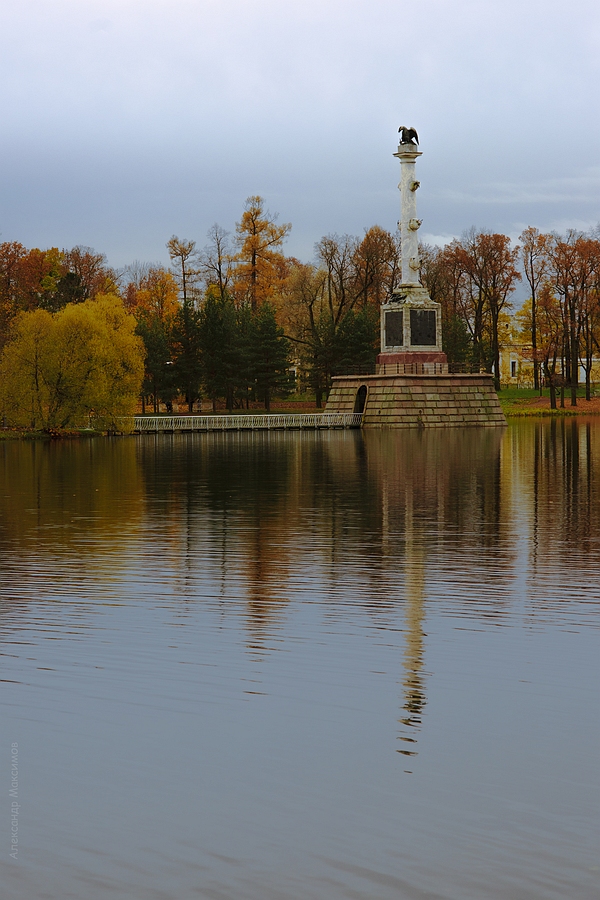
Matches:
[354,385,368,414]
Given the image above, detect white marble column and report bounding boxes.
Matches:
[394,143,422,285]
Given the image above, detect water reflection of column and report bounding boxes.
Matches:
[398,490,427,760]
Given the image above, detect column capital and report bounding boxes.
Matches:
[393,145,422,162]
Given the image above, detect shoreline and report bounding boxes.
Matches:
[500,396,600,418]
[3,396,600,439]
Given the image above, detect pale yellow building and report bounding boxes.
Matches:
[498,316,600,388]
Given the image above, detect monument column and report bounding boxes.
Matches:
[376,128,447,373]
[394,141,422,286]
[324,127,506,429]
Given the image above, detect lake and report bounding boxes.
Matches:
[1,422,598,899]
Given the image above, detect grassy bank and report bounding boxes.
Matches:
[0,429,51,441]
[498,387,600,417]
[0,428,100,441]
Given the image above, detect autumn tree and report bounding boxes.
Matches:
[303,233,370,399]
[518,286,563,408]
[316,233,360,328]
[6,247,62,313]
[199,224,235,300]
[62,246,117,301]
[0,242,31,343]
[459,230,521,387]
[127,266,180,321]
[282,253,380,405]
[421,233,520,382]
[0,295,144,430]
[279,262,329,406]
[0,245,63,341]
[123,260,153,310]
[232,196,291,311]
[313,226,399,323]
[167,236,200,307]
[549,233,600,405]
[580,242,600,400]
[123,265,181,413]
[0,242,118,351]
[420,242,472,365]
[550,234,584,406]
[520,227,550,391]
[352,226,401,307]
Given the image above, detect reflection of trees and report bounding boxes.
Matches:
[149,428,508,759]
[135,429,509,685]
[0,437,142,554]
[0,437,144,641]
[137,433,297,655]
[6,422,599,753]
[513,418,600,615]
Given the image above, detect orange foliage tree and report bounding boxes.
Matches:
[549,233,600,406]
[0,242,116,348]
[457,230,520,388]
[420,231,520,382]
[232,196,291,311]
[123,265,181,414]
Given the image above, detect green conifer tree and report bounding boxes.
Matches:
[135,314,175,413]
[334,306,379,375]
[198,290,240,412]
[252,303,291,411]
[172,299,202,412]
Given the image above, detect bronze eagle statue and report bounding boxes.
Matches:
[398,126,419,145]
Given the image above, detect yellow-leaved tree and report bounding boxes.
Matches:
[0,294,144,430]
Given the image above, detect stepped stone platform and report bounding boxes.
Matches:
[326,373,506,428]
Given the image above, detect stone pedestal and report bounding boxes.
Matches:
[378,284,447,373]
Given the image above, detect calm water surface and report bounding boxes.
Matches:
[1,422,598,899]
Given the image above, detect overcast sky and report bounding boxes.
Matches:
[1,0,599,269]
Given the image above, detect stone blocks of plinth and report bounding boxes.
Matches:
[325,374,506,428]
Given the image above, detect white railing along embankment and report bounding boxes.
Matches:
[133,413,363,432]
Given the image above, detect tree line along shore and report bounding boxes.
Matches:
[1,196,600,432]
